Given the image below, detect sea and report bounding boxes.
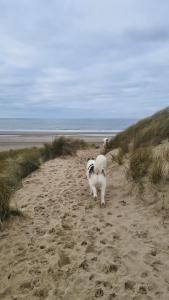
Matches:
[0,118,137,137]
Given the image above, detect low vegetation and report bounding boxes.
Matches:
[107,107,169,153]
[0,137,87,222]
[111,147,125,165]
[149,147,169,184]
[127,147,153,181]
[149,159,164,184]
[126,142,169,184]
[106,107,169,198]
[40,137,86,161]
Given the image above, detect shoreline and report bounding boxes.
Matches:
[0,129,120,135]
[0,130,117,151]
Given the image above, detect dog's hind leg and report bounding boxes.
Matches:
[89,182,93,195]
[92,185,97,200]
[101,181,106,206]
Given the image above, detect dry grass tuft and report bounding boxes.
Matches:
[149,147,169,184]
[149,159,164,184]
[41,137,87,161]
[111,147,125,165]
[127,147,153,181]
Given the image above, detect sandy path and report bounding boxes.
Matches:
[1,149,169,300]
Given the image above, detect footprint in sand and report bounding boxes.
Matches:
[64,240,75,249]
[29,266,41,275]
[91,256,98,261]
[89,274,95,280]
[58,252,71,267]
[150,249,157,256]
[107,211,112,215]
[96,280,112,289]
[105,222,113,227]
[136,230,148,239]
[35,227,47,236]
[95,288,104,297]
[33,287,48,298]
[151,259,163,272]
[108,293,117,299]
[81,240,88,246]
[39,244,46,249]
[61,218,73,230]
[103,263,118,273]
[124,280,136,291]
[79,259,89,271]
[140,271,149,278]
[120,200,127,206]
[20,280,32,291]
[46,246,55,255]
[138,285,147,295]
[147,279,158,292]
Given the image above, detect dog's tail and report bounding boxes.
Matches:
[94,154,107,175]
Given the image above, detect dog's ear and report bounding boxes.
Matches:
[87,158,90,161]
[92,157,94,160]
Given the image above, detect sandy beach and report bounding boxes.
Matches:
[0,147,169,300]
[0,131,117,151]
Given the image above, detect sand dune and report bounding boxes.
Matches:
[0,149,169,300]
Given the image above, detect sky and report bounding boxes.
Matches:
[0,0,169,119]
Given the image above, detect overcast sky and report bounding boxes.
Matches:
[0,0,169,118]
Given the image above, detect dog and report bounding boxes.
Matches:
[103,138,109,148]
[86,154,107,205]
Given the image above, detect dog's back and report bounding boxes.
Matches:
[94,154,107,175]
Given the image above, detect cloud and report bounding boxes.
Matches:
[0,0,169,118]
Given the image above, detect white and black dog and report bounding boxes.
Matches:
[103,138,109,148]
[86,155,107,205]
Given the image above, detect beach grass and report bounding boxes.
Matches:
[0,137,87,222]
[110,147,125,165]
[107,107,169,154]
[127,147,153,181]
[41,136,87,161]
[105,107,169,194]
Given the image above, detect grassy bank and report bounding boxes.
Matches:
[0,137,87,222]
[107,107,169,215]
[107,107,169,182]
[106,107,169,154]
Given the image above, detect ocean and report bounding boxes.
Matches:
[0,118,137,136]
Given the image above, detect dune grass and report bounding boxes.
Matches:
[0,137,87,222]
[105,107,169,187]
[127,147,153,181]
[107,107,169,154]
[126,144,169,185]
[40,137,87,161]
[111,147,125,165]
[149,159,164,184]
[149,147,169,184]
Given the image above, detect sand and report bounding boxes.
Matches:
[0,132,115,151]
[1,148,169,300]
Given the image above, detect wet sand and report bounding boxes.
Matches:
[0,131,116,151]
